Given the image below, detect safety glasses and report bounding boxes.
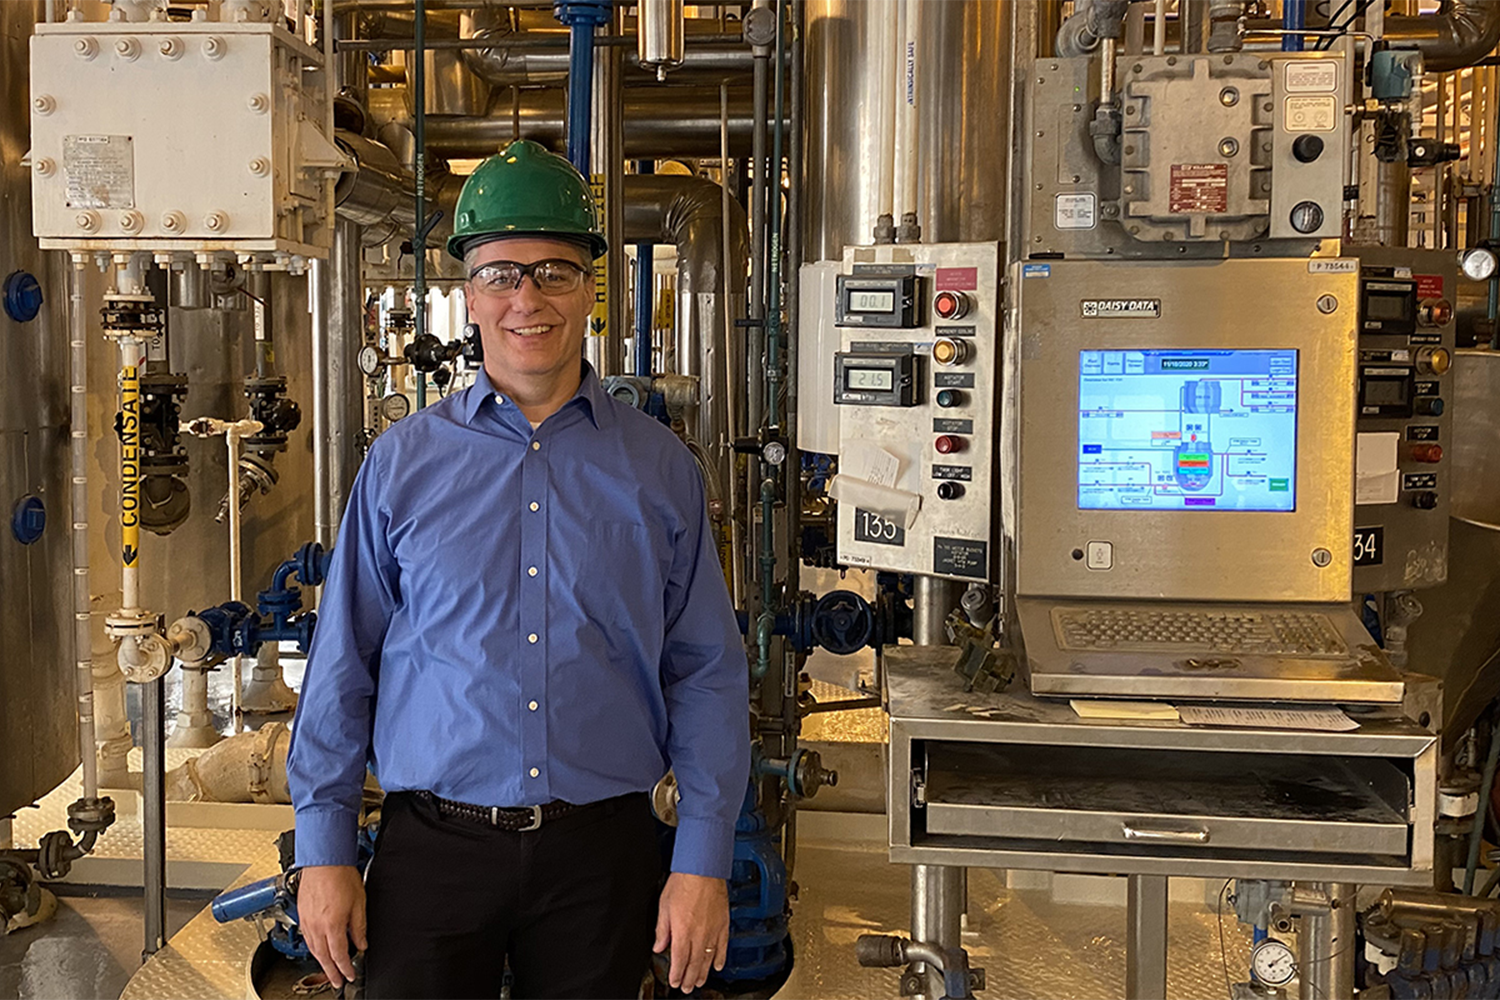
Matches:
[468,259,590,297]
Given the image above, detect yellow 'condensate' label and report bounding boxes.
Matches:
[120,365,140,567]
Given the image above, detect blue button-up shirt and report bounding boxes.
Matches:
[287,363,750,878]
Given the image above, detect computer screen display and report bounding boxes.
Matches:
[1077,349,1299,511]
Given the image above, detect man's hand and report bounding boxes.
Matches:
[298,865,367,988]
[653,872,729,991]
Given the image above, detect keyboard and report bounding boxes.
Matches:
[1051,607,1350,657]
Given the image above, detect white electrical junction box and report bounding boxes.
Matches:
[29,15,346,263]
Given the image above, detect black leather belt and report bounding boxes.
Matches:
[416,790,577,832]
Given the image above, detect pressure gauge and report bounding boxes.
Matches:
[1460,247,1498,282]
[1250,938,1296,987]
[380,393,411,422]
[358,346,383,377]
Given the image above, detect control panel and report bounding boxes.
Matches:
[1351,248,1457,591]
[828,243,1000,582]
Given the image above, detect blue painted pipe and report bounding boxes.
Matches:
[635,162,655,376]
[212,874,285,923]
[554,2,610,174]
[1282,0,1305,51]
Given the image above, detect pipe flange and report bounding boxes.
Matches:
[743,5,777,48]
[246,723,288,803]
[118,632,171,684]
[167,616,213,666]
[104,609,158,640]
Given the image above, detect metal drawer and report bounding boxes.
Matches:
[920,742,1411,857]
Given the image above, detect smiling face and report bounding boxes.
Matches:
[464,236,595,408]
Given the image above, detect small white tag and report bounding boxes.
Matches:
[1055,192,1097,231]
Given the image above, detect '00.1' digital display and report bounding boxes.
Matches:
[849,290,895,312]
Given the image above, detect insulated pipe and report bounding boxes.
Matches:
[892,0,920,241]
[748,0,771,432]
[410,89,770,159]
[68,259,99,802]
[464,41,749,88]
[164,725,292,803]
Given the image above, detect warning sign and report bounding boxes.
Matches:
[1169,163,1228,214]
[1416,274,1444,300]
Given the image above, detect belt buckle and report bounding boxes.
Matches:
[519,805,543,832]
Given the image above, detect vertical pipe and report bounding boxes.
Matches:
[69,260,99,802]
[1282,0,1306,52]
[599,14,625,376]
[310,261,331,549]
[1153,0,1166,54]
[785,0,803,588]
[566,19,595,171]
[910,865,964,1000]
[635,162,655,377]
[767,0,785,430]
[912,575,961,644]
[1299,884,1356,1000]
[1126,875,1169,1000]
[140,677,166,959]
[1437,71,1448,249]
[0,817,11,851]
[226,433,244,729]
[118,336,144,614]
[721,84,745,609]
[748,4,770,433]
[329,221,364,526]
[414,0,429,411]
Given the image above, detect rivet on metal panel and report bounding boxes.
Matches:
[204,212,228,232]
[73,36,97,59]
[115,37,140,61]
[32,95,54,115]
[75,211,99,233]
[119,212,144,234]
[203,36,225,60]
[33,158,55,177]
[248,158,270,177]
[161,212,185,233]
[248,93,269,114]
[159,37,181,60]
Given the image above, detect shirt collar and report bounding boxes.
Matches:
[462,361,611,430]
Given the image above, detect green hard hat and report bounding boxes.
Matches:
[446,139,607,262]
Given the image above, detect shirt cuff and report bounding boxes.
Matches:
[293,807,361,868]
[669,816,735,879]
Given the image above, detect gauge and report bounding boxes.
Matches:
[358,346,383,377]
[380,393,411,422]
[1289,200,1325,235]
[1460,247,1498,282]
[1250,938,1296,987]
[762,440,788,466]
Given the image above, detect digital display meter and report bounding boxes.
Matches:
[834,351,918,406]
[834,274,922,328]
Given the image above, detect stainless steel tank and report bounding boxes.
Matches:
[0,0,82,818]
[803,0,1012,261]
[1405,349,1500,747]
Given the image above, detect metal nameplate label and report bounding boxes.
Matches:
[1402,473,1438,490]
[932,465,973,482]
[1406,425,1439,441]
[1081,299,1161,319]
[934,372,975,388]
[933,537,988,579]
[933,418,974,434]
[1309,259,1359,274]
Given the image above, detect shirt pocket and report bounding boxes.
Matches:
[576,518,657,628]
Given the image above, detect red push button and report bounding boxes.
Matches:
[1411,443,1444,463]
[934,435,964,454]
[934,290,970,321]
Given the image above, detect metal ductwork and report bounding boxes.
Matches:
[333,130,464,248]
[461,41,754,88]
[1383,0,1500,73]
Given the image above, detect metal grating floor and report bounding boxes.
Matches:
[114,818,1253,1000]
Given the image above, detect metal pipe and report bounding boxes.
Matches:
[141,676,165,959]
[310,260,332,549]
[414,0,429,412]
[912,576,961,645]
[634,163,655,377]
[465,41,750,88]
[68,259,98,802]
[599,11,625,376]
[748,0,770,434]
[1298,883,1356,1000]
[411,88,771,159]
[637,0,685,80]
[1465,715,1500,893]
[910,865,963,1000]
[226,432,245,727]
[1282,0,1305,51]
[720,84,744,608]
[785,0,803,592]
[1153,0,1167,55]
[563,11,598,170]
[1126,875,1169,1000]
[329,220,364,526]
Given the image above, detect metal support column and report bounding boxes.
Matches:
[141,677,166,960]
[1299,883,1356,1000]
[1126,874,1168,1000]
[912,575,962,645]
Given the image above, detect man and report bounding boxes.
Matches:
[287,139,751,999]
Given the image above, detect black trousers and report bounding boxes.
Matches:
[364,790,661,1000]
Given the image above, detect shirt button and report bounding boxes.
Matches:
[528,700,538,711]
[528,566,538,577]
[494,394,504,405]
[529,767,539,778]
[529,502,539,512]
[528,633,538,644]
[531,441,541,451]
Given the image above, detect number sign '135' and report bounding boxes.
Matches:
[854,508,906,547]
